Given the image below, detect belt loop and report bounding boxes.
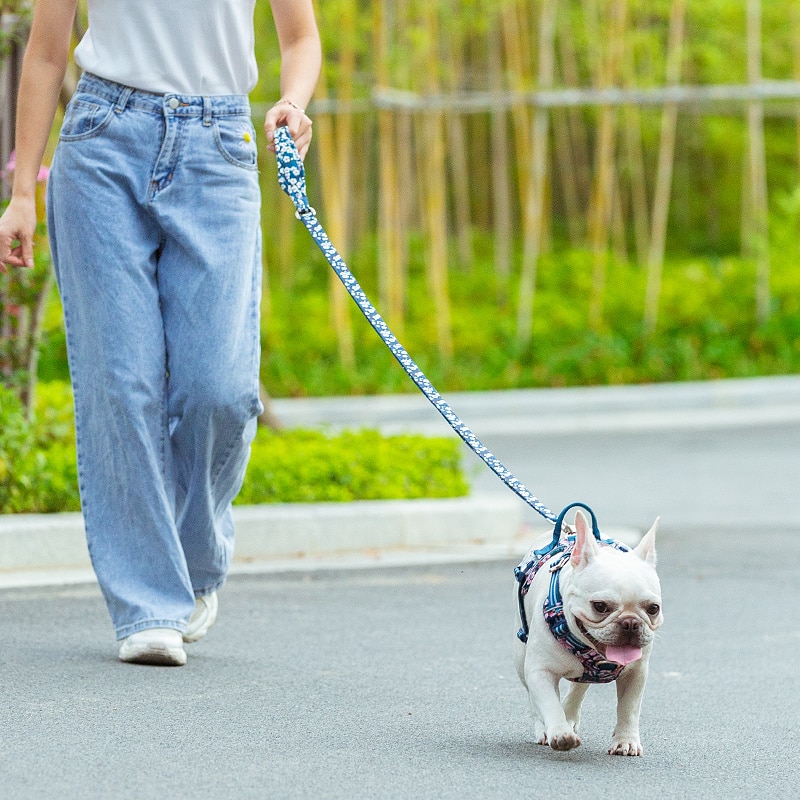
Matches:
[114,86,134,114]
[202,96,212,126]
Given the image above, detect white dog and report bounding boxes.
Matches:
[513,509,662,756]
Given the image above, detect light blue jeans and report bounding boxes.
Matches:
[47,73,263,639]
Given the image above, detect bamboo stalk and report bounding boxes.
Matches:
[317,126,356,371]
[334,1,356,214]
[611,178,628,263]
[515,0,557,346]
[472,113,493,230]
[551,106,584,245]
[740,142,752,259]
[444,20,473,272]
[277,183,296,288]
[793,4,800,185]
[395,0,414,267]
[374,0,405,333]
[447,116,473,270]
[350,114,374,251]
[488,21,513,283]
[500,1,532,213]
[746,0,770,325]
[588,0,628,331]
[549,4,583,247]
[643,0,686,335]
[418,4,453,360]
[583,0,629,280]
[620,1,650,269]
[314,95,356,369]
[621,104,649,266]
[556,7,592,237]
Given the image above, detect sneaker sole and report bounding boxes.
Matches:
[119,643,187,667]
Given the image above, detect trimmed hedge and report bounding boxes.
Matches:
[0,382,468,513]
[0,384,81,513]
[237,428,468,504]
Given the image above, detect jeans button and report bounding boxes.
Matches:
[168,98,180,110]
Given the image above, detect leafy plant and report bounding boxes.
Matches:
[0,384,33,510]
[0,381,469,513]
[0,383,80,513]
[0,2,31,59]
[238,428,468,504]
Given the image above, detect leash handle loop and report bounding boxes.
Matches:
[274,127,559,524]
[534,501,602,558]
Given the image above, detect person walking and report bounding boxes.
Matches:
[0,0,321,665]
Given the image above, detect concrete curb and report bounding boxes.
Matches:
[0,494,528,588]
[270,375,800,436]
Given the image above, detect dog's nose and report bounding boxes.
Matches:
[619,616,641,634]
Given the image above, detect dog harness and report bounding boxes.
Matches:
[515,533,630,684]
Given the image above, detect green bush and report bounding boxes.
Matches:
[0,382,469,513]
[0,383,81,513]
[0,385,35,511]
[237,428,468,504]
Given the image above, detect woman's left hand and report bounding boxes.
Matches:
[265,100,312,160]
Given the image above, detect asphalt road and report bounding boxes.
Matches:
[271,376,800,530]
[467,421,800,530]
[2,380,798,797]
[2,525,798,799]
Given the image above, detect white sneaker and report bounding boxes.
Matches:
[118,628,187,666]
[183,592,218,643]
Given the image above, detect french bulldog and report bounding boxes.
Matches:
[513,510,662,756]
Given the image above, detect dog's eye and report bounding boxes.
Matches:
[647,603,661,616]
[592,601,609,614]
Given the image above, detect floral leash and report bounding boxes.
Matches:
[274,127,612,584]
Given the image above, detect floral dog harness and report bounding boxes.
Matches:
[514,534,630,684]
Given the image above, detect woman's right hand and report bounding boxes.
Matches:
[0,196,36,272]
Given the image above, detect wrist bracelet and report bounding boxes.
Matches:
[274,98,306,114]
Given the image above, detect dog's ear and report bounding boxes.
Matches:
[571,510,598,571]
[634,517,659,567]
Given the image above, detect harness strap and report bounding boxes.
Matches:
[274,126,559,525]
[515,527,631,683]
[515,502,605,643]
[544,569,624,684]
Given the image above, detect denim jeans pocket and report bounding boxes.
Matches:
[212,118,259,170]
[59,95,116,141]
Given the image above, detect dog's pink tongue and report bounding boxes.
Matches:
[606,645,642,666]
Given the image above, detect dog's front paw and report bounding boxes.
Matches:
[534,724,549,747]
[608,735,642,757]
[546,724,581,752]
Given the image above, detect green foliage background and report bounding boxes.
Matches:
[11,1,800,513]
[31,1,800,398]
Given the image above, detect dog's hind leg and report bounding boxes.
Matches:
[562,681,590,733]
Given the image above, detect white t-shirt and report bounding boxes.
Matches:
[73,0,258,95]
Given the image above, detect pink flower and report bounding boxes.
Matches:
[3,151,50,182]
